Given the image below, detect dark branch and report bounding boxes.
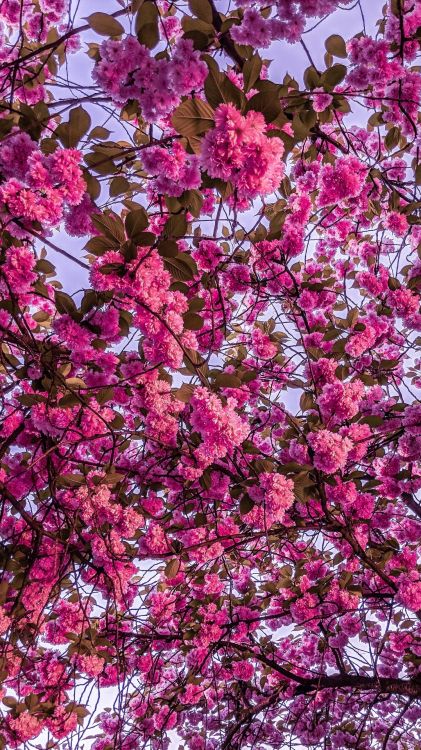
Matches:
[208,0,245,69]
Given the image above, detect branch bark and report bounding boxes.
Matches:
[221,641,421,697]
[208,0,245,69]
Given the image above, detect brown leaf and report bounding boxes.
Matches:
[325,34,347,58]
[86,12,124,37]
[172,98,214,139]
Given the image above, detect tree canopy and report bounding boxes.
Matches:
[0,1,420,748]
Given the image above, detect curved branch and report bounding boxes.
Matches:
[221,641,421,697]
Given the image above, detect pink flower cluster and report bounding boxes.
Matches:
[200,104,284,204]
[91,245,197,369]
[2,245,37,295]
[317,379,365,425]
[231,0,349,46]
[142,142,200,197]
[246,471,295,529]
[74,483,142,538]
[65,193,98,237]
[0,129,36,180]
[308,429,352,474]
[345,315,389,358]
[0,0,420,747]
[0,145,86,230]
[0,0,69,42]
[346,33,421,135]
[327,479,374,519]
[185,387,249,477]
[317,156,367,208]
[191,239,224,273]
[135,370,185,447]
[93,37,207,122]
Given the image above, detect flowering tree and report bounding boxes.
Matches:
[0,0,420,748]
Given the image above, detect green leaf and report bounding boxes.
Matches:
[135,232,155,246]
[0,118,14,139]
[59,393,80,408]
[86,12,124,37]
[164,559,181,578]
[303,66,321,90]
[368,111,384,128]
[55,106,91,148]
[89,126,111,140]
[85,151,117,176]
[242,440,261,454]
[2,697,17,708]
[135,2,159,48]
[299,108,316,129]
[110,412,125,429]
[325,34,347,58]
[204,61,226,108]
[164,213,188,238]
[74,705,90,719]
[182,16,214,37]
[55,291,77,315]
[19,394,46,407]
[183,29,212,51]
[65,377,87,388]
[291,112,310,141]
[109,176,130,196]
[214,373,242,388]
[243,54,262,93]
[385,126,400,151]
[333,94,350,113]
[103,471,125,486]
[158,240,179,257]
[204,57,244,109]
[390,0,400,16]
[59,473,85,487]
[321,64,347,90]
[189,297,205,313]
[84,170,101,200]
[240,495,254,515]
[188,0,213,23]
[388,277,401,291]
[99,262,123,275]
[91,212,125,244]
[246,90,281,123]
[300,392,314,411]
[183,312,204,330]
[19,102,49,141]
[183,189,204,218]
[32,310,50,323]
[125,208,149,241]
[80,290,98,314]
[381,359,399,370]
[85,236,115,256]
[35,259,55,275]
[172,98,214,139]
[174,383,195,402]
[164,254,197,281]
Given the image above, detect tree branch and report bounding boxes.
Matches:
[222,642,421,697]
[208,0,245,69]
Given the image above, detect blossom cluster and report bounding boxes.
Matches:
[0,131,86,232]
[93,37,207,122]
[0,0,420,748]
[201,103,285,204]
